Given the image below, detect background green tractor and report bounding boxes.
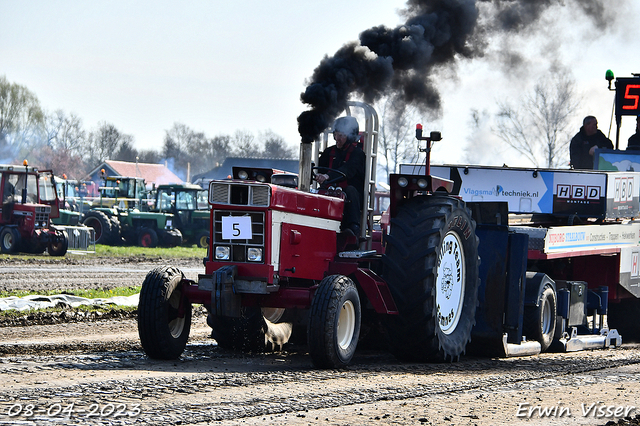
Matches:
[150,183,209,248]
[81,175,182,247]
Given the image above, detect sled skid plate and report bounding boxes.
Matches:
[558,328,622,352]
[502,333,541,357]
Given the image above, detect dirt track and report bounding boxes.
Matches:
[1,256,640,426]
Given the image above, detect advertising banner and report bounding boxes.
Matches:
[400,164,639,219]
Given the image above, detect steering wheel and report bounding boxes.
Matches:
[312,166,347,186]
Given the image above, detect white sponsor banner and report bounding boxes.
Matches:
[544,223,640,253]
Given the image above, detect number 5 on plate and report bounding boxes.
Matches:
[222,216,252,240]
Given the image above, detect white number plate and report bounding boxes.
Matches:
[222,216,252,240]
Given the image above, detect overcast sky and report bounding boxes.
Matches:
[2,0,640,169]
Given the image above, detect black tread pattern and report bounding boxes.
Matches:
[308,275,361,369]
[381,195,479,362]
[48,230,68,257]
[138,266,191,359]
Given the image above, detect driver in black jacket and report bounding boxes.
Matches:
[315,116,365,236]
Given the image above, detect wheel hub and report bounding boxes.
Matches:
[436,231,466,335]
[337,300,356,350]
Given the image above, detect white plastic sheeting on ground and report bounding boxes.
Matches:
[0,293,140,311]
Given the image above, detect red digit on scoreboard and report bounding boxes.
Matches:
[623,84,640,110]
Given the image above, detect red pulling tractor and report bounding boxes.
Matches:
[139,102,634,368]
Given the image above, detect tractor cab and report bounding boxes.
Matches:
[97,174,148,210]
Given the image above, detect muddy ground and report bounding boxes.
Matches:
[0,255,639,426]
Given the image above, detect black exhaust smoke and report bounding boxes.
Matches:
[297,0,617,144]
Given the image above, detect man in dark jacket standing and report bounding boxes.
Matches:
[570,116,613,169]
[315,116,365,236]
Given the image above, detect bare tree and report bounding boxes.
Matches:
[31,145,86,179]
[206,135,232,167]
[84,122,131,167]
[232,130,259,156]
[495,72,580,168]
[0,75,45,161]
[163,123,208,179]
[45,110,86,154]
[259,130,296,158]
[376,98,420,183]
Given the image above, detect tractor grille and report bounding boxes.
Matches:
[213,210,265,263]
[35,207,50,228]
[209,182,270,207]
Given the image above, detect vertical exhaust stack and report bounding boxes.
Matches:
[298,142,313,192]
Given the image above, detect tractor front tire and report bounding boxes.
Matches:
[138,266,192,359]
[195,231,209,248]
[0,227,21,254]
[48,230,69,257]
[138,227,159,248]
[308,275,361,369]
[382,195,480,362]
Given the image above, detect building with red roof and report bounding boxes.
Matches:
[85,160,183,190]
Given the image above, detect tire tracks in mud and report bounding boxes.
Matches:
[1,337,640,425]
[2,257,640,425]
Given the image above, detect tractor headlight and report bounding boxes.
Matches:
[417,178,428,189]
[397,177,409,187]
[247,247,262,262]
[215,246,230,260]
[238,170,249,180]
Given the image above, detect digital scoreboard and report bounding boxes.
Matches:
[615,78,640,116]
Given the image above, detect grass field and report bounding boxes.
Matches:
[0,244,207,314]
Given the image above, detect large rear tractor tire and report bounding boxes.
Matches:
[138,266,192,359]
[523,284,557,351]
[0,227,21,254]
[382,195,480,362]
[48,230,69,257]
[82,211,116,245]
[308,275,361,368]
